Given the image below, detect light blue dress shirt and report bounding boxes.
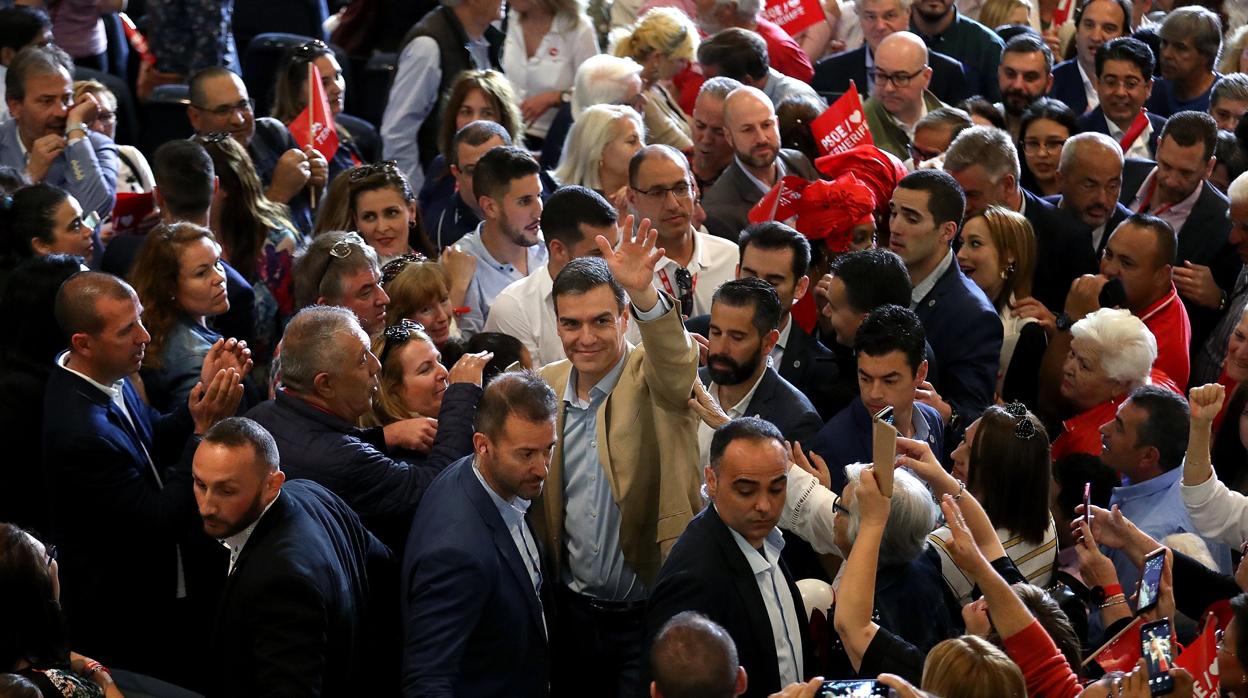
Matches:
[728,525,804,685]
[472,461,546,636]
[453,224,549,338]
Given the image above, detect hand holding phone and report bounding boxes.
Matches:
[818,680,892,697]
[1136,548,1166,615]
[1083,483,1091,527]
[872,406,897,497]
[1140,619,1175,695]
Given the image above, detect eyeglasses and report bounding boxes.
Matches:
[380,252,430,285]
[45,544,57,567]
[908,142,941,163]
[292,39,329,58]
[191,98,255,119]
[867,66,928,88]
[379,318,426,365]
[1099,76,1146,92]
[832,494,851,516]
[632,181,693,200]
[330,231,366,259]
[674,267,693,318]
[1022,138,1066,155]
[349,160,403,183]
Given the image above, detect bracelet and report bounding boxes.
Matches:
[83,660,110,677]
[936,479,965,503]
[1103,583,1123,597]
[1100,593,1127,609]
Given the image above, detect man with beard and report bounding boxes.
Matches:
[453,145,548,336]
[1048,0,1131,116]
[1076,37,1166,161]
[694,277,821,467]
[1146,7,1223,118]
[1052,132,1132,259]
[691,77,742,192]
[702,87,818,242]
[863,31,947,161]
[195,417,390,697]
[909,0,1004,101]
[401,371,557,697]
[996,34,1054,139]
[808,305,944,492]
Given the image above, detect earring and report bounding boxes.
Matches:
[1001,262,1017,279]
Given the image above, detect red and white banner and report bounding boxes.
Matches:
[1087,617,1144,674]
[762,0,826,37]
[290,62,339,160]
[1175,616,1219,696]
[810,82,873,156]
[110,191,155,237]
[749,175,812,224]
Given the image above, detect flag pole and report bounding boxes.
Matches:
[308,62,318,210]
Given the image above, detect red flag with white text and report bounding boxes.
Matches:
[289,62,339,160]
[761,0,826,36]
[749,175,812,224]
[810,82,873,156]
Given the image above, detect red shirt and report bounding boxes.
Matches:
[754,18,814,82]
[1051,368,1181,461]
[1002,620,1083,698]
[1139,284,1191,389]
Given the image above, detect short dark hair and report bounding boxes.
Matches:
[0,183,70,268]
[896,169,966,228]
[153,140,215,219]
[1095,36,1155,79]
[828,248,913,314]
[1159,110,1218,162]
[709,416,784,471]
[5,44,70,103]
[1072,0,1131,42]
[853,305,926,375]
[629,144,690,190]
[474,370,558,439]
[54,271,135,338]
[737,221,811,280]
[464,332,531,385]
[188,66,239,108]
[552,256,626,314]
[697,28,768,81]
[1216,130,1248,186]
[957,96,1007,130]
[0,254,80,367]
[712,277,782,336]
[473,146,541,202]
[1127,385,1190,473]
[650,611,740,698]
[541,185,618,251]
[203,417,281,476]
[0,6,50,53]
[449,120,512,169]
[1119,212,1176,269]
[1003,33,1055,74]
[1053,452,1119,521]
[916,106,975,139]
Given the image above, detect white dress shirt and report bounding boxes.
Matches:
[501,11,599,139]
[455,223,549,337]
[221,492,281,575]
[1129,167,1203,236]
[1078,61,1100,114]
[1106,113,1154,161]
[652,228,739,318]
[728,524,804,685]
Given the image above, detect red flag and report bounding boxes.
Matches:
[1085,617,1144,674]
[1175,615,1220,696]
[1053,0,1076,26]
[810,83,874,156]
[110,192,155,237]
[290,62,340,160]
[749,175,811,224]
[761,0,825,36]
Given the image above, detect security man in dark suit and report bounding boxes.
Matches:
[195,417,391,697]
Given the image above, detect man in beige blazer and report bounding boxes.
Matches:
[532,216,703,698]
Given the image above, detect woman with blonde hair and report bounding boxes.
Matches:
[610,7,698,150]
[1220,25,1248,75]
[922,636,1027,697]
[978,0,1032,28]
[502,0,599,147]
[73,80,153,194]
[552,104,645,210]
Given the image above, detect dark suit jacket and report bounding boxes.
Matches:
[1022,188,1098,312]
[646,504,817,698]
[1119,157,1158,207]
[42,367,203,669]
[812,45,970,105]
[697,365,822,444]
[809,396,944,493]
[1045,195,1134,259]
[702,150,819,243]
[401,456,549,697]
[913,258,1002,443]
[1075,107,1165,158]
[209,479,391,698]
[1049,60,1090,116]
[686,315,850,420]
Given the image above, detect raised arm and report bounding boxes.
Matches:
[833,467,889,671]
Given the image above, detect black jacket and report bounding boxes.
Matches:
[1022,188,1099,313]
[697,365,822,445]
[812,45,970,105]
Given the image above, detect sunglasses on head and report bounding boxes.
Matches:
[380,252,430,285]
[379,318,426,365]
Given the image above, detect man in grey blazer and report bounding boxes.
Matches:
[1,45,117,219]
[702,87,817,242]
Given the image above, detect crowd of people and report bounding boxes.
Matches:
[3,0,1248,696]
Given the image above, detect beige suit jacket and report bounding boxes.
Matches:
[532,293,703,587]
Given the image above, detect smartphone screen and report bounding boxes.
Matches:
[1083,482,1091,526]
[1137,549,1166,614]
[818,680,889,697]
[1141,619,1175,695]
[874,405,895,425]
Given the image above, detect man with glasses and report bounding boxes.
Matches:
[424,120,510,250]
[0,45,117,220]
[1076,37,1165,161]
[995,34,1054,139]
[187,66,326,236]
[862,31,946,162]
[703,86,818,243]
[629,144,737,318]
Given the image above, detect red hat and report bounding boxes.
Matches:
[795,173,876,252]
[814,145,907,215]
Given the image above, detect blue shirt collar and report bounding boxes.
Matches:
[471,459,531,526]
[1113,466,1183,500]
[563,351,628,409]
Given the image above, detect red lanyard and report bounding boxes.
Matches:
[1118,110,1150,153]
[1137,176,1175,217]
[656,267,696,296]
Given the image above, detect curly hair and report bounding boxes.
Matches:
[129,222,219,372]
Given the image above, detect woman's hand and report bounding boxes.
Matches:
[440,246,478,294]
[1074,519,1120,589]
[941,494,992,580]
[520,91,562,125]
[1010,296,1056,336]
[447,351,493,387]
[688,380,730,430]
[790,440,832,491]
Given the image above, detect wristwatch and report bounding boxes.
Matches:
[1055,312,1076,332]
[65,121,89,138]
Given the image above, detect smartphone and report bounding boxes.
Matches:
[1083,482,1091,527]
[1136,548,1166,614]
[817,680,891,697]
[874,405,895,425]
[1100,277,1128,309]
[1140,619,1176,695]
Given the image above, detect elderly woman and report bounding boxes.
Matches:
[1051,308,1166,460]
[552,104,645,212]
[611,7,698,150]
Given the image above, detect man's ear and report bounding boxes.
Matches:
[473,431,490,459]
[1205,156,1218,182]
[704,465,717,497]
[938,220,960,245]
[312,370,334,397]
[761,328,781,357]
[69,331,91,357]
[793,274,811,303]
[479,194,499,220]
[916,358,929,385]
[734,666,748,696]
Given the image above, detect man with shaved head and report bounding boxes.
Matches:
[863,31,945,161]
[1053,132,1132,258]
[702,86,818,242]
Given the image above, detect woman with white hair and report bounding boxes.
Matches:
[1051,307,1173,460]
[552,103,645,212]
[610,7,698,150]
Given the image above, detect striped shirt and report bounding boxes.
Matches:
[928,516,1058,605]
